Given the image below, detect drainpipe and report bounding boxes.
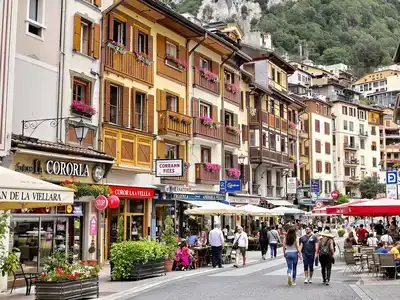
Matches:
[56,0,67,142]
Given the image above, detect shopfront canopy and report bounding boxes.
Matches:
[0,166,74,210]
[269,206,306,216]
[184,202,242,215]
[326,199,367,215]
[235,204,274,216]
[346,198,400,217]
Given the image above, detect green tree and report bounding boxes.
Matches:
[162,215,178,260]
[117,216,124,243]
[359,176,385,199]
[336,193,349,205]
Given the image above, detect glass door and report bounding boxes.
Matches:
[126,215,144,241]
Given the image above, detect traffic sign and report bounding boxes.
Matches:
[94,195,108,211]
[220,180,241,192]
[386,171,398,185]
[331,190,339,200]
[315,201,323,208]
[310,179,320,193]
[219,181,226,192]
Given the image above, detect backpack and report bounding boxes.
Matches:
[319,241,330,256]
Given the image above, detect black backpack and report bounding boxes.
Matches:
[319,241,330,256]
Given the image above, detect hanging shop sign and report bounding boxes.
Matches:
[90,216,97,236]
[169,193,225,201]
[165,185,190,193]
[109,186,155,199]
[155,159,183,177]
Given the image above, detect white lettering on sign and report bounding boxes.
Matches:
[155,159,183,177]
[0,190,62,202]
[46,160,89,177]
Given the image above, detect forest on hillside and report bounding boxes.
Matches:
[174,0,400,75]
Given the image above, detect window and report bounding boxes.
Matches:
[225,111,234,126]
[200,102,211,117]
[279,103,284,118]
[166,93,178,112]
[360,139,365,149]
[250,131,255,147]
[135,93,145,130]
[333,135,336,146]
[345,167,350,176]
[276,172,281,187]
[200,58,210,70]
[371,141,377,151]
[324,181,331,194]
[27,0,44,37]
[271,67,276,81]
[342,106,348,115]
[343,120,348,130]
[270,100,275,115]
[316,140,321,153]
[349,121,354,132]
[316,160,322,173]
[315,120,320,132]
[73,78,91,105]
[373,157,377,168]
[80,20,91,55]
[262,132,267,147]
[323,106,328,116]
[166,41,177,58]
[269,132,276,149]
[113,19,126,45]
[361,155,365,165]
[325,142,331,154]
[225,152,233,169]
[280,136,285,152]
[371,126,376,135]
[165,144,178,159]
[201,147,211,163]
[110,85,121,124]
[316,103,320,113]
[325,162,331,174]
[138,32,148,53]
[298,73,301,81]
[360,124,364,134]
[277,72,282,85]
[359,110,365,120]
[324,122,330,135]
[224,70,234,84]
[386,120,391,127]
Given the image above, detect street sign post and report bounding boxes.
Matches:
[310,179,320,193]
[219,180,241,193]
[386,171,398,185]
[386,171,399,199]
[331,190,339,200]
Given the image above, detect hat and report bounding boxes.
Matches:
[320,230,334,238]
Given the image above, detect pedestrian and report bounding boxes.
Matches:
[267,225,279,259]
[317,220,323,232]
[233,226,248,268]
[318,230,335,285]
[208,224,224,268]
[299,226,318,284]
[259,223,269,260]
[283,227,302,286]
[356,224,368,245]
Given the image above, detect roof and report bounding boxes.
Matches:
[290,94,333,107]
[329,100,383,112]
[288,61,334,76]
[11,135,115,161]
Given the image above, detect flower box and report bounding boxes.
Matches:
[199,68,219,83]
[110,260,166,281]
[227,168,241,179]
[71,101,96,117]
[134,51,152,66]
[165,55,186,71]
[106,40,126,54]
[203,163,221,173]
[35,277,99,300]
[225,82,240,94]
[226,125,240,135]
[200,116,220,129]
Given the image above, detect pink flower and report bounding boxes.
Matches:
[71,100,96,116]
[227,168,241,179]
[204,162,221,173]
[199,68,219,83]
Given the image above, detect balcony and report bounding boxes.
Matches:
[359,130,368,137]
[344,143,358,151]
[158,110,192,141]
[161,169,188,185]
[193,68,220,95]
[224,83,240,105]
[249,109,268,125]
[344,176,361,184]
[104,46,153,86]
[344,158,359,166]
[157,57,186,84]
[192,118,222,141]
[224,127,240,146]
[250,147,289,166]
[195,163,220,185]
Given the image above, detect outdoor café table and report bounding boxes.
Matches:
[192,246,210,268]
[354,253,368,271]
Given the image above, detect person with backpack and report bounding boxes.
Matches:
[267,225,280,259]
[299,226,318,284]
[259,223,269,260]
[318,230,335,285]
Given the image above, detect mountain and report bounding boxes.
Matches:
[175,0,400,75]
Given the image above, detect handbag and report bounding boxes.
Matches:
[314,256,319,267]
[232,234,241,250]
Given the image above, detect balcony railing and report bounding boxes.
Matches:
[344,143,358,150]
[224,127,240,146]
[344,159,359,165]
[224,83,240,105]
[104,45,153,85]
[193,68,220,95]
[193,118,222,141]
[158,110,192,140]
[195,163,220,185]
[359,129,368,137]
[250,147,289,166]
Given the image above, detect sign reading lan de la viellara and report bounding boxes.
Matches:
[155,159,183,177]
[0,189,63,202]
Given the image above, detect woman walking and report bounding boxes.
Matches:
[318,230,335,285]
[233,226,248,267]
[267,225,279,259]
[283,227,302,286]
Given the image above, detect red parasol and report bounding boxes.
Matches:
[325,199,367,215]
[345,198,400,216]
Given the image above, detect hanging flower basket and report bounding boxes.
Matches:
[289,155,296,163]
[225,82,240,94]
[70,101,96,117]
[199,68,219,83]
[106,40,126,54]
[200,116,220,129]
[165,55,187,71]
[226,125,240,135]
[133,51,152,66]
[227,168,241,179]
[203,163,221,173]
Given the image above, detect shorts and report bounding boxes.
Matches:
[238,246,246,256]
[303,254,315,272]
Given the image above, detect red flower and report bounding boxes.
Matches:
[56,267,64,275]
[81,260,87,265]
[67,274,75,280]
[41,272,47,278]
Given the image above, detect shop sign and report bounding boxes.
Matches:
[90,216,97,236]
[165,185,190,193]
[15,159,42,174]
[109,186,155,199]
[0,189,63,202]
[169,193,225,201]
[155,159,183,177]
[287,177,297,194]
[220,180,241,192]
[229,197,260,205]
[46,160,89,177]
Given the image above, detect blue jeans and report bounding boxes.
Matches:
[285,252,298,280]
[270,243,277,257]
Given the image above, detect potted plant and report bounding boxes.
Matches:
[227,168,241,179]
[162,215,177,272]
[70,101,96,118]
[87,240,96,266]
[204,162,221,173]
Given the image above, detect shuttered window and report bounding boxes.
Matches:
[324,122,330,135]
[325,162,331,174]
[73,13,100,59]
[316,160,322,173]
[315,140,321,153]
[325,142,331,154]
[315,119,320,132]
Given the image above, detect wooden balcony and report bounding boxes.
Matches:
[193,68,220,95]
[250,147,289,166]
[158,110,192,141]
[161,169,188,185]
[104,46,153,86]
[224,127,240,146]
[224,83,240,105]
[195,163,220,185]
[249,109,268,125]
[192,118,222,141]
[281,119,288,132]
[156,57,186,84]
[344,159,359,166]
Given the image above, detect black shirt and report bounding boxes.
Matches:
[375,223,384,236]
[299,234,317,256]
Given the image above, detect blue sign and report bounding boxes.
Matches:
[310,179,320,193]
[386,171,398,185]
[219,180,241,192]
[220,181,226,192]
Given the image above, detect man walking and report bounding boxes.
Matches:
[299,226,318,284]
[209,224,224,268]
[259,223,269,260]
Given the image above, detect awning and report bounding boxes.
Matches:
[266,199,293,206]
[184,202,241,215]
[228,195,260,205]
[180,200,221,207]
[0,166,74,210]
[269,206,306,215]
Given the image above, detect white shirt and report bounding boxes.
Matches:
[317,221,323,228]
[234,232,248,248]
[381,234,393,244]
[367,237,378,247]
[209,228,224,247]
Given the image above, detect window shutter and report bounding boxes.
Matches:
[122,87,130,127]
[104,14,109,40]
[316,140,321,153]
[212,105,218,121]
[126,22,132,51]
[194,52,201,68]
[179,145,185,160]
[304,119,309,133]
[93,23,100,59]
[240,91,244,110]
[178,97,185,114]
[245,91,250,108]
[232,155,238,169]
[148,34,153,59]
[157,34,166,58]
[325,142,330,154]
[179,45,187,64]
[242,124,248,142]
[108,15,114,41]
[73,14,81,52]
[130,88,136,128]
[244,165,250,183]
[94,0,101,7]
[315,120,320,132]
[147,94,154,134]
[211,61,220,76]
[104,81,110,122]
[191,98,199,117]
[157,141,166,159]
[324,122,330,135]
[156,89,167,111]
[133,27,138,52]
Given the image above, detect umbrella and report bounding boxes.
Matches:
[235,204,274,216]
[269,206,306,216]
[345,198,400,216]
[184,202,242,215]
[326,199,367,215]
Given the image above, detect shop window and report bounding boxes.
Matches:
[135,93,145,130]
[110,84,121,124]
[200,102,211,117]
[225,152,233,169]
[138,31,148,54]
[165,144,177,159]
[113,19,126,45]
[73,78,91,105]
[127,199,144,214]
[126,215,144,241]
[166,93,178,112]
[224,111,234,126]
[201,147,211,163]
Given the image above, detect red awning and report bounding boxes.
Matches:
[345,198,400,216]
[325,199,367,215]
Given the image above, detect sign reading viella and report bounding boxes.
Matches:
[46,160,89,177]
[109,186,155,199]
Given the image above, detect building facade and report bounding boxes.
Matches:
[380,108,400,171]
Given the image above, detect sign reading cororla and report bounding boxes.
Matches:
[155,159,183,177]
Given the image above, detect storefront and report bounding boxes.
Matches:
[228,194,262,234]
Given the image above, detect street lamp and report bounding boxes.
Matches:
[74,119,89,145]
[283,168,291,201]
[238,153,246,164]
